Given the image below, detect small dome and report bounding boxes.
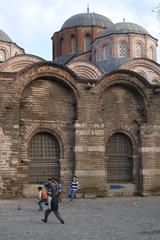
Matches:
[61,12,113,30]
[0,29,12,42]
[102,22,149,37]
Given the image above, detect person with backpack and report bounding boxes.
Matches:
[37,186,48,211]
[41,177,65,224]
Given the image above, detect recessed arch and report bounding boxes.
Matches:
[71,35,77,54]
[0,49,6,61]
[19,75,78,123]
[135,42,143,58]
[106,132,133,183]
[97,70,150,110]
[15,62,80,101]
[28,131,61,183]
[84,34,91,52]
[119,58,160,84]
[0,54,44,72]
[67,60,103,79]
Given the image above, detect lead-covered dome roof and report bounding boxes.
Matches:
[0,29,12,42]
[61,12,113,30]
[102,21,149,37]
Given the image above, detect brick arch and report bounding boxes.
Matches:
[0,54,44,72]
[119,58,160,84]
[19,123,64,163]
[67,60,103,79]
[97,70,150,106]
[105,128,136,155]
[105,130,136,183]
[0,46,9,59]
[19,78,77,123]
[119,58,160,70]
[97,70,150,124]
[15,62,79,101]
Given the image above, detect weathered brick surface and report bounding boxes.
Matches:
[140,125,160,195]
[0,62,160,198]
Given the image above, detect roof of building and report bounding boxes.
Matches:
[61,12,113,30]
[102,21,149,37]
[0,29,12,42]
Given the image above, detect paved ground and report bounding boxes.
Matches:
[0,196,160,240]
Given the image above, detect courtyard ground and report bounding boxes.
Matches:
[0,196,160,240]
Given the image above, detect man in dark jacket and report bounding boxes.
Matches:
[42,177,64,224]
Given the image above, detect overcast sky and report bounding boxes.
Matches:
[0,0,160,61]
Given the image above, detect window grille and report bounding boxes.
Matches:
[135,43,142,58]
[28,132,60,184]
[119,42,127,58]
[106,133,133,183]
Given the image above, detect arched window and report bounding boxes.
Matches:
[84,34,91,52]
[103,45,110,60]
[61,38,64,56]
[135,43,142,58]
[106,133,133,183]
[148,46,153,60]
[118,42,127,58]
[28,132,60,184]
[71,36,77,54]
[0,49,6,61]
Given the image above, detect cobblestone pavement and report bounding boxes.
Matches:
[0,196,160,240]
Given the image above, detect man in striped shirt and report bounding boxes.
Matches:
[69,176,79,201]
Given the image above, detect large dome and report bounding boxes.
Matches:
[61,12,113,30]
[0,29,12,42]
[102,21,149,37]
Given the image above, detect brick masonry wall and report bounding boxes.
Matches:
[140,90,160,196]
[0,74,21,197]
[0,64,160,198]
[140,123,160,195]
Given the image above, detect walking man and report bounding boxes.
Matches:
[42,177,65,224]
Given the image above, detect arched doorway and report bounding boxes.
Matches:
[106,133,133,183]
[28,132,60,184]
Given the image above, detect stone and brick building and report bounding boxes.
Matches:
[0,11,160,198]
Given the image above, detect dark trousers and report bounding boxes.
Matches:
[44,208,64,223]
[44,197,64,223]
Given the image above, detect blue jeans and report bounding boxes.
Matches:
[69,188,77,201]
[38,199,48,210]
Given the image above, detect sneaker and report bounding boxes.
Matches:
[41,219,47,223]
